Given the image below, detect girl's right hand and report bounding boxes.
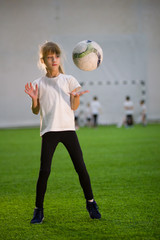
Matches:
[25,83,38,100]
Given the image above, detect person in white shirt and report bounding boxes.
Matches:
[123,96,134,127]
[140,100,147,126]
[85,103,92,127]
[25,42,101,223]
[90,96,102,127]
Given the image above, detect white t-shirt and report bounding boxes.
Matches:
[32,74,81,136]
[90,100,101,115]
[123,100,134,115]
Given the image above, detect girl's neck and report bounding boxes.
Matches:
[46,70,60,78]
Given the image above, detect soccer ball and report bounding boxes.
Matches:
[72,40,103,71]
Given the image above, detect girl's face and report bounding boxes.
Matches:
[43,52,61,73]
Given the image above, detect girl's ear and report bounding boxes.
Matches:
[40,58,44,64]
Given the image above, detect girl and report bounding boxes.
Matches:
[25,42,101,223]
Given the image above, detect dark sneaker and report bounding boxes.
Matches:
[86,200,101,219]
[30,208,44,224]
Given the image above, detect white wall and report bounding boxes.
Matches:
[0,0,160,128]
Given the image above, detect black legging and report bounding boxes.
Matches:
[93,114,98,127]
[36,131,93,208]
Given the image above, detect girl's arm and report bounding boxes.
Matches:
[70,94,80,111]
[32,98,40,115]
[25,83,40,115]
[70,90,89,111]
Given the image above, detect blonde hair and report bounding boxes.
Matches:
[38,41,64,74]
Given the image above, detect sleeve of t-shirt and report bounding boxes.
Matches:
[69,75,81,92]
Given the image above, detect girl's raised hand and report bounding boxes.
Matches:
[70,90,89,97]
[25,83,38,100]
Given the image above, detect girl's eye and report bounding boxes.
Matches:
[47,55,59,60]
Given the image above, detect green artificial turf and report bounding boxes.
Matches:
[0,124,160,240]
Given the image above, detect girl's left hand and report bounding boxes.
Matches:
[70,90,89,97]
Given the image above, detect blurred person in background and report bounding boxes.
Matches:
[85,103,92,127]
[90,96,102,128]
[74,108,80,130]
[140,100,147,126]
[123,96,134,127]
